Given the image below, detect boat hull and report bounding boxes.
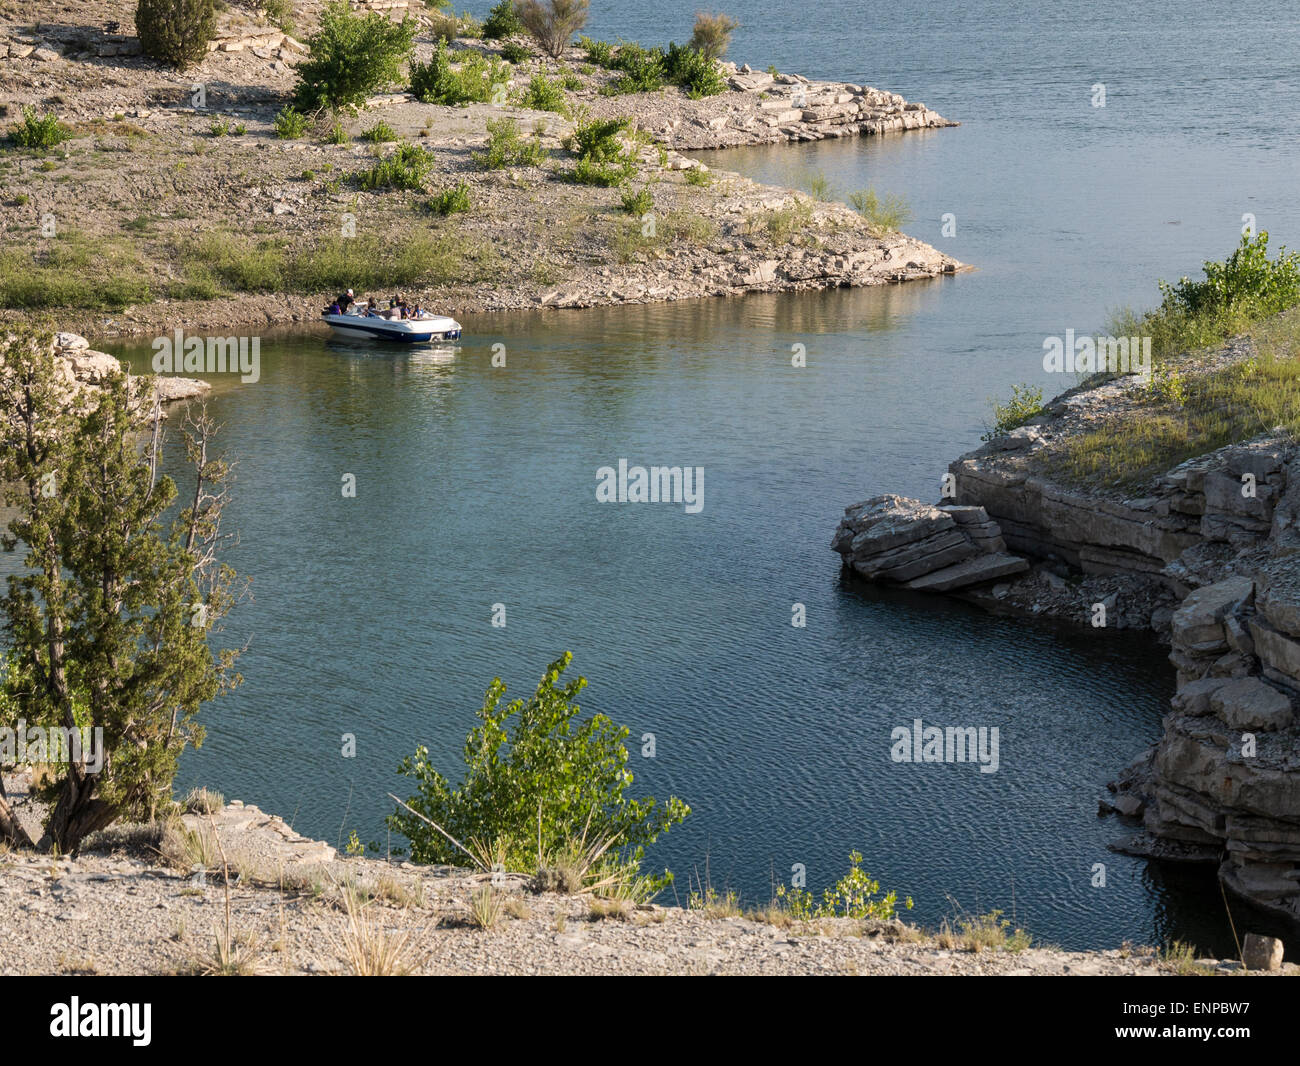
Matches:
[322,313,463,344]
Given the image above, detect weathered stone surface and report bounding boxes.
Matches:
[1171,676,1229,715]
[1249,618,1300,686]
[903,552,1029,592]
[1242,933,1285,971]
[833,495,1027,592]
[1172,576,1255,648]
[1210,677,1293,731]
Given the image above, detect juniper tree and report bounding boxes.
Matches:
[0,327,242,852]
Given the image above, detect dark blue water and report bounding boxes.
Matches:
[104,1,1300,950]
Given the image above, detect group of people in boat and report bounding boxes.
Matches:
[325,288,428,320]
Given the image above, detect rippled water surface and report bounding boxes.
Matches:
[103,1,1300,950]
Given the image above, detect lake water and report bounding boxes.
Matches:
[106,1,1300,951]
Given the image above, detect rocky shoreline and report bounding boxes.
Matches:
[47,330,208,405]
[1,3,964,341]
[833,321,1300,933]
[1,793,1292,976]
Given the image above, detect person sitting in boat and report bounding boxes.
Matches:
[411,303,423,319]
[327,301,341,315]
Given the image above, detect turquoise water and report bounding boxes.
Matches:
[104,1,1300,950]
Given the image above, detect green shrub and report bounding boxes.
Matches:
[427,181,471,215]
[354,142,433,190]
[619,184,653,215]
[135,0,216,71]
[208,117,230,136]
[273,105,308,138]
[292,0,417,113]
[501,40,529,62]
[570,114,628,159]
[361,119,397,142]
[566,113,632,184]
[516,0,588,60]
[8,106,72,150]
[387,652,689,879]
[410,40,512,105]
[1160,230,1300,320]
[473,117,546,168]
[1112,233,1300,363]
[688,11,738,59]
[518,74,568,113]
[261,0,295,34]
[604,42,664,94]
[578,35,613,66]
[849,187,911,234]
[573,155,631,186]
[325,119,348,144]
[684,165,711,186]
[483,0,523,39]
[664,42,725,98]
[775,852,912,921]
[981,383,1044,441]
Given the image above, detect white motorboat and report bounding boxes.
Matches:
[322,307,463,344]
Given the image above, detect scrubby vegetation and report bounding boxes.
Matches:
[388,652,689,894]
[409,40,513,105]
[518,74,569,114]
[580,35,728,98]
[1111,231,1300,361]
[565,114,634,185]
[773,851,913,920]
[426,181,472,215]
[361,120,398,143]
[473,117,547,168]
[177,229,490,295]
[273,105,308,139]
[849,188,911,235]
[688,11,739,59]
[982,383,1044,441]
[354,142,434,191]
[1047,314,1300,488]
[483,0,524,39]
[517,0,588,59]
[7,106,72,150]
[135,0,216,71]
[292,0,417,113]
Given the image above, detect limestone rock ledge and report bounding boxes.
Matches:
[1109,568,1300,928]
[834,334,1300,927]
[830,494,1029,592]
[52,332,209,409]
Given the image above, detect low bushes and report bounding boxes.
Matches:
[354,142,434,190]
[7,106,72,150]
[473,117,547,168]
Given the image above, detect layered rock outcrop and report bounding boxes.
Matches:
[50,332,209,407]
[835,343,1300,927]
[831,495,1028,591]
[1110,568,1300,927]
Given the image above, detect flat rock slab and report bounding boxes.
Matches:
[904,552,1030,592]
[1210,677,1294,731]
